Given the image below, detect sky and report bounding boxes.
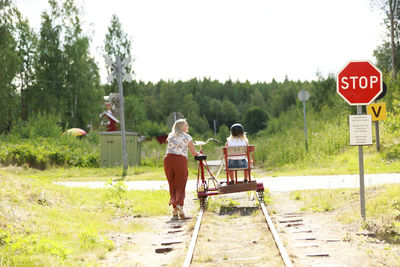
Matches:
[15,0,387,84]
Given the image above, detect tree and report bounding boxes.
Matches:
[182,93,209,134]
[124,94,147,132]
[159,81,181,117]
[30,0,103,129]
[61,0,103,128]
[0,0,20,132]
[220,99,240,127]
[372,0,400,77]
[209,98,222,130]
[0,19,19,132]
[104,14,133,92]
[243,106,269,134]
[14,9,37,121]
[33,11,64,116]
[248,88,265,109]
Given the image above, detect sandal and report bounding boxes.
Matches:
[176,205,185,219]
[171,208,179,220]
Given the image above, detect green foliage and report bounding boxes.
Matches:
[14,8,37,122]
[0,22,19,133]
[104,14,132,72]
[362,184,400,243]
[0,172,170,265]
[243,106,268,134]
[106,179,127,199]
[374,41,395,74]
[217,125,230,144]
[141,139,165,167]
[0,115,99,169]
[9,113,62,139]
[206,198,240,213]
[79,228,114,251]
[32,11,64,117]
[384,98,400,132]
[125,94,147,132]
[140,121,169,138]
[253,104,349,168]
[384,144,400,160]
[0,225,71,264]
[0,138,99,169]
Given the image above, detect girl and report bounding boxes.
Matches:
[225,123,250,184]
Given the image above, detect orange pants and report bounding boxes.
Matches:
[164,154,188,208]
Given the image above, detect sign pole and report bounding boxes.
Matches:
[357,105,366,219]
[297,89,310,153]
[117,56,128,176]
[302,90,308,152]
[375,121,380,152]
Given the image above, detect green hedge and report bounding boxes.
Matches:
[0,136,99,169]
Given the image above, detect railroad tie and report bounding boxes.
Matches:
[289,229,312,234]
[155,247,173,254]
[161,239,183,246]
[278,217,303,223]
[295,243,319,248]
[306,252,330,257]
[296,235,317,240]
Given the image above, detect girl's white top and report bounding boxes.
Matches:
[226,138,247,160]
[166,133,192,157]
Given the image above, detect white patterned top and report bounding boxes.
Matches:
[226,138,248,160]
[166,133,193,157]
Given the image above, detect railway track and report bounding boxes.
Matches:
[182,193,293,267]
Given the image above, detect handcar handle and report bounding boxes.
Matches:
[194,154,207,161]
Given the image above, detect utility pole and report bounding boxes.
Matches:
[106,56,132,178]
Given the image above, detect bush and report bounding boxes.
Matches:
[9,113,63,139]
[140,121,169,138]
[0,135,99,169]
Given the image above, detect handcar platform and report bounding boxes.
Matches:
[194,139,265,207]
[217,180,263,194]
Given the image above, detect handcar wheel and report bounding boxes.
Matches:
[199,197,207,209]
[257,191,264,203]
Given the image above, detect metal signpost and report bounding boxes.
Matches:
[337,60,383,219]
[367,102,387,151]
[297,89,310,152]
[366,82,387,151]
[106,56,132,177]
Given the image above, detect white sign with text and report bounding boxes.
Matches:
[349,115,373,146]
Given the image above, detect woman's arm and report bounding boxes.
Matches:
[188,140,199,156]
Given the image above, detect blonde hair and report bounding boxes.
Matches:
[227,133,248,143]
[168,118,187,139]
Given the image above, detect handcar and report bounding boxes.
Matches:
[194,138,264,208]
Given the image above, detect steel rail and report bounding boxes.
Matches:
[260,202,293,267]
[182,207,204,267]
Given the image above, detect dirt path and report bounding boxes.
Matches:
[269,192,400,267]
[99,191,400,267]
[100,195,198,267]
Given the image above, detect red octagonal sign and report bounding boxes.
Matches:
[337,61,382,105]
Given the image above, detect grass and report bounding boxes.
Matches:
[289,184,400,243]
[1,107,400,264]
[0,170,170,266]
[0,164,202,182]
[265,144,400,177]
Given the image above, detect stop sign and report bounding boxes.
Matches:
[337,61,382,105]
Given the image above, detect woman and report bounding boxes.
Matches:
[164,118,199,220]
